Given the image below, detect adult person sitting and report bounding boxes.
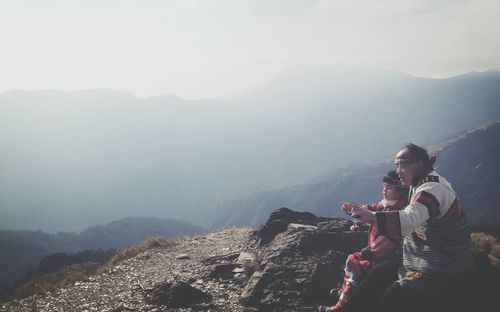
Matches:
[345,143,474,312]
[318,171,409,312]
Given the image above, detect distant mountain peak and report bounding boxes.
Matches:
[446,69,500,80]
[427,119,500,153]
[70,89,137,99]
[144,93,186,103]
[2,88,138,101]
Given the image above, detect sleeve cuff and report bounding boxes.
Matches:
[360,247,374,261]
[376,211,402,243]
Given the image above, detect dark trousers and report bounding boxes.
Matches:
[342,258,499,312]
[371,270,497,312]
[342,257,399,312]
[372,282,413,312]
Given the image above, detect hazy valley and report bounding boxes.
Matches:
[1,68,500,232]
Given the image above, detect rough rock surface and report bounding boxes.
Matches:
[243,214,366,311]
[1,208,366,312]
[254,207,334,246]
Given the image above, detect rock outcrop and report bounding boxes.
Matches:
[253,207,336,246]
[243,209,366,311]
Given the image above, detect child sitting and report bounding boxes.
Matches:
[319,171,408,312]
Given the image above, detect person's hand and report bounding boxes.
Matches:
[340,202,361,213]
[351,205,376,224]
[340,202,375,224]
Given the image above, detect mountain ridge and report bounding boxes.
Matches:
[6,68,500,100]
[2,68,500,232]
[212,120,500,228]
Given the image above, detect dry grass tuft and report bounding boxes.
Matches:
[490,242,500,258]
[97,236,177,274]
[471,232,500,270]
[471,232,496,253]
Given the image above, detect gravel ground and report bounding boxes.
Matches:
[1,227,255,312]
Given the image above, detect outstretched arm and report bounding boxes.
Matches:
[341,203,376,224]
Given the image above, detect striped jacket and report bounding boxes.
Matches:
[375,171,474,274]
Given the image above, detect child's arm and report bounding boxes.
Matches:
[365,202,382,212]
[341,202,380,214]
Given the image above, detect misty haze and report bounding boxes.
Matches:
[1,0,499,233]
[1,68,500,232]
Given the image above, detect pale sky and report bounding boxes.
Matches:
[0,0,499,99]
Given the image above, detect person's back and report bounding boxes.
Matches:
[401,171,473,287]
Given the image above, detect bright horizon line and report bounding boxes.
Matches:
[2,67,498,101]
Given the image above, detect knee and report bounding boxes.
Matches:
[373,282,407,312]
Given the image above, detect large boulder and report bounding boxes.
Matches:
[253,207,338,246]
[241,208,367,311]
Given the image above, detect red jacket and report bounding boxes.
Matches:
[361,196,408,260]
